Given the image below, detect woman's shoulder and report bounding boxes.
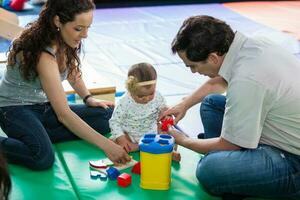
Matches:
[43,46,56,58]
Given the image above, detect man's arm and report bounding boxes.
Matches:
[169,129,241,154]
[183,76,227,109]
[162,76,227,123]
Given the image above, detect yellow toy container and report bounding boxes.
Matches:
[139,133,174,190]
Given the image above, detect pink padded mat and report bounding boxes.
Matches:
[224,1,300,39]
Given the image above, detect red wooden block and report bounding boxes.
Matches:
[131,162,140,175]
[117,173,131,187]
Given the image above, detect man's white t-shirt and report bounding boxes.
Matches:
[219,32,300,155]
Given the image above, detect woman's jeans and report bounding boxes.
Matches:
[0,103,113,170]
[198,94,300,199]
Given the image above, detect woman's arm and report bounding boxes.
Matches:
[37,52,130,164]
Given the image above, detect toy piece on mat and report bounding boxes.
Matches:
[90,170,107,181]
[89,159,113,169]
[117,173,132,187]
[131,162,141,175]
[89,157,137,171]
[106,167,120,180]
[114,158,137,171]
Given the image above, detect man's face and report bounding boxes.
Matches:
[178,51,221,78]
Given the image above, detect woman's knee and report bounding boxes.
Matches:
[31,149,55,171]
[92,107,113,134]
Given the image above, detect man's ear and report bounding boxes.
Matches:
[208,52,220,65]
[53,15,60,29]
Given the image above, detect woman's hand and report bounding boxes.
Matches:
[85,97,115,109]
[102,139,131,165]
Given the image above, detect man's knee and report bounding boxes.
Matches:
[196,156,218,193]
[196,153,229,195]
[200,94,225,112]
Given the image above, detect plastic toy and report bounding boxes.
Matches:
[131,162,141,175]
[106,167,120,180]
[89,159,113,169]
[139,133,174,190]
[160,117,174,132]
[117,173,132,187]
[160,117,190,137]
[90,170,107,181]
[1,0,26,11]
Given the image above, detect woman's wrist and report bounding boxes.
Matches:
[83,94,92,104]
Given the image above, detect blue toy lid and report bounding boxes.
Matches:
[139,133,174,154]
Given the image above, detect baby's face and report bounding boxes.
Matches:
[131,84,156,104]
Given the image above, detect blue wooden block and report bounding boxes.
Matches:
[106,167,120,180]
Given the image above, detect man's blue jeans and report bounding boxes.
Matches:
[0,103,113,170]
[198,94,300,199]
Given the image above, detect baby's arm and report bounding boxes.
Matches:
[109,98,127,141]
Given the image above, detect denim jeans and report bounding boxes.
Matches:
[197,94,300,199]
[0,103,113,170]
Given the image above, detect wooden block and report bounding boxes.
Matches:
[63,62,116,102]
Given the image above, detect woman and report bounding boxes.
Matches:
[0,0,130,170]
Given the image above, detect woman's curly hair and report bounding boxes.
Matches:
[7,0,95,81]
[126,62,157,95]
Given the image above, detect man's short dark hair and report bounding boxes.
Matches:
[171,15,234,62]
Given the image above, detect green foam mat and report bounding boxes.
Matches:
[8,146,78,200]
[55,140,221,200]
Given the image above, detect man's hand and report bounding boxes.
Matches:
[168,128,189,146]
[160,102,188,124]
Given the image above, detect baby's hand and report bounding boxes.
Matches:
[128,142,139,152]
[116,135,132,153]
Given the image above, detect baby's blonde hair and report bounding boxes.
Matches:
[126,62,157,95]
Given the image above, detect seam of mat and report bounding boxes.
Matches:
[55,145,81,200]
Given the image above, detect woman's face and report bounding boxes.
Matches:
[59,10,93,48]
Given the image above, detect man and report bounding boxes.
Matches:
[163,15,300,199]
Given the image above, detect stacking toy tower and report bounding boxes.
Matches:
[139,133,174,190]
